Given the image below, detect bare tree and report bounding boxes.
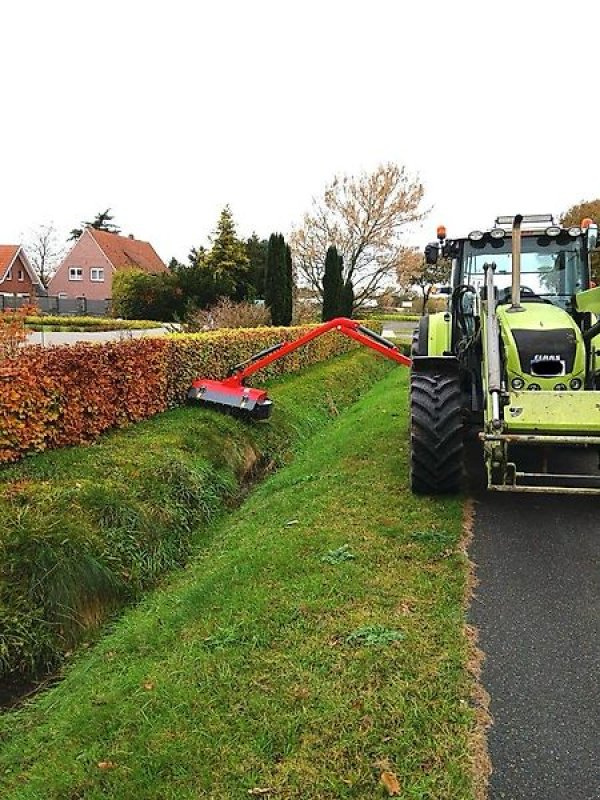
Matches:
[24,223,65,287]
[291,163,426,309]
[400,252,451,315]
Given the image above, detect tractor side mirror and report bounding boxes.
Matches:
[424,243,439,265]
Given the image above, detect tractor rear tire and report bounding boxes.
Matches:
[410,369,463,494]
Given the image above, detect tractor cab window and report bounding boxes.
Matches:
[461,234,587,310]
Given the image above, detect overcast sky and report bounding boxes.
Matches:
[2,0,599,264]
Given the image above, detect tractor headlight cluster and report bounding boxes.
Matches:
[511,377,525,389]
[568,226,582,237]
[545,226,561,237]
[490,228,506,239]
[554,383,567,391]
[528,383,541,391]
[468,230,484,241]
[570,378,583,390]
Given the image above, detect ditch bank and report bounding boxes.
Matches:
[0,367,473,800]
[0,350,395,694]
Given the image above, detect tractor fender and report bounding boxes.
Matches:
[413,312,452,357]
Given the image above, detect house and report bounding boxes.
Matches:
[48,228,167,301]
[0,245,44,297]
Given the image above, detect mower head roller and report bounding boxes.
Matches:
[187,317,411,420]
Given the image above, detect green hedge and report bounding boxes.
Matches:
[25,315,159,331]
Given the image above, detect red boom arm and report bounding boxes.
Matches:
[221,317,411,387]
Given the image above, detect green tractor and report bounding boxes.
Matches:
[411,213,600,494]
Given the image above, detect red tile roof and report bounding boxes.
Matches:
[89,229,167,274]
[0,245,20,277]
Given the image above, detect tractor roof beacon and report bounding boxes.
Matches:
[411,214,600,494]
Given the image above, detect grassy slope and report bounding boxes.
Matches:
[0,369,472,799]
[0,350,392,678]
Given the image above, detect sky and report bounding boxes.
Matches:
[2,0,599,265]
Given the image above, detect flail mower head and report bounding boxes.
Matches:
[187,378,273,420]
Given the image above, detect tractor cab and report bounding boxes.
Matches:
[427,214,597,317]
[413,214,600,495]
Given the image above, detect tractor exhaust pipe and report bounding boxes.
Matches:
[510,213,524,311]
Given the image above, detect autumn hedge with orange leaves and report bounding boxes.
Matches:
[0,325,366,464]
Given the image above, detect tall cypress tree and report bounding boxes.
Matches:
[265,233,285,325]
[265,234,294,326]
[341,278,354,318]
[322,245,344,321]
[284,243,293,325]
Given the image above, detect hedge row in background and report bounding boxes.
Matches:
[24,316,159,332]
[0,324,366,464]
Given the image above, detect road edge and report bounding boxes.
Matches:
[462,497,493,799]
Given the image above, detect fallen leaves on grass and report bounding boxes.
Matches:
[247,788,275,796]
[380,770,401,796]
[97,760,117,770]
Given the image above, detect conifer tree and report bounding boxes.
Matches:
[265,233,294,325]
[321,245,344,321]
[265,233,286,325]
[341,279,354,318]
[284,243,293,325]
[205,206,251,301]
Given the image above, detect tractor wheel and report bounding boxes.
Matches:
[410,369,463,494]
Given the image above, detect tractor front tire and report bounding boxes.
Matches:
[410,369,463,494]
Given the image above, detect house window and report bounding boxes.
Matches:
[18,269,24,281]
[69,267,83,281]
[90,268,104,282]
[5,268,12,281]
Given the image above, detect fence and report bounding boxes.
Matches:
[0,293,112,316]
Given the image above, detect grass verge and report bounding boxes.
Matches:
[0,368,473,799]
[0,351,392,681]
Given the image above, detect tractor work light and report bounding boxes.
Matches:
[545,226,561,237]
[582,217,594,230]
[528,383,541,391]
[468,230,484,241]
[490,228,506,239]
[511,377,525,389]
[554,383,567,391]
[570,378,583,390]
[568,226,582,237]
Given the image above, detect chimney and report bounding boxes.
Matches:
[128,233,135,239]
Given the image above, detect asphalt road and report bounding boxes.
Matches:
[468,444,600,799]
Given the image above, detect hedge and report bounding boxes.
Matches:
[0,324,364,464]
[24,316,159,331]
